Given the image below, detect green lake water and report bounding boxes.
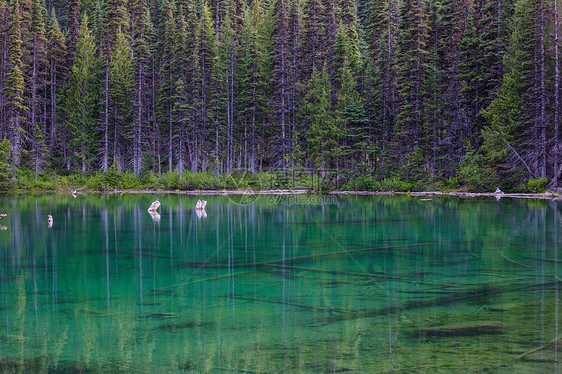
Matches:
[0,194,561,373]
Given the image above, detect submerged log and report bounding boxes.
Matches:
[516,336,562,360]
[178,242,439,269]
[416,321,505,338]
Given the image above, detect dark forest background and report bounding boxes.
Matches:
[0,0,559,192]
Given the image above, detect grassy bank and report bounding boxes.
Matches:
[1,166,555,194]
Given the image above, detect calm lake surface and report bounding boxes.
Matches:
[0,194,561,373]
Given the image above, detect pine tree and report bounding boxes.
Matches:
[65,14,99,173]
[368,0,398,163]
[172,9,191,177]
[394,0,429,177]
[338,0,361,73]
[130,0,152,175]
[46,10,66,149]
[481,0,534,184]
[300,65,336,170]
[0,139,12,189]
[195,1,217,171]
[29,0,48,169]
[66,0,81,63]
[300,0,328,81]
[425,0,463,175]
[31,123,47,181]
[335,58,368,170]
[5,0,28,167]
[269,0,291,167]
[109,29,132,171]
[237,0,269,172]
[156,0,177,172]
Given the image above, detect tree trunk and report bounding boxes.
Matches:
[538,0,547,178]
[102,62,110,171]
[555,0,560,185]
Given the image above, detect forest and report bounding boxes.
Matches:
[0,0,559,192]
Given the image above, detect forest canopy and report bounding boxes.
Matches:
[0,0,559,192]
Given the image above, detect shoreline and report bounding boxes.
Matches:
[52,189,562,200]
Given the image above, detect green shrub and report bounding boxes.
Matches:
[140,170,158,188]
[525,178,549,193]
[103,162,122,189]
[380,177,412,192]
[120,172,143,190]
[158,171,181,190]
[458,144,493,192]
[85,173,106,191]
[435,177,460,191]
[0,139,12,190]
[342,174,380,191]
[252,172,278,190]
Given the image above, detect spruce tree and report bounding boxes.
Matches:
[301,65,336,170]
[109,29,132,171]
[29,0,48,170]
[195,1,217,171]
[46,10,66,149]
[482,0,534,185]
[66,0,81,63]
[5,0,28,167]
[131,0,152,175]
[394,0,429,178]
[65,15,99,173]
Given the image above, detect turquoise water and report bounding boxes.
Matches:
[0,194,561,373]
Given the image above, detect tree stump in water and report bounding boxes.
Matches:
[195,200,207,210]
[148,200,160,212]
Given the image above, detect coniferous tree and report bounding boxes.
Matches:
[173,9,190,177]
[28,0,47,159]
[237,0,269,172]
[270,0,291,167]
[300,0,327,82]
[394,0,429,178]
[46,10,66,150]
[195,1,217,171]
[66,0,81,63]
[301,65,336,170]
[109,29,132,171]
[155,0,176,172]
[131,0,152,175]
[0,2,11,139]
[5,0,28,167]
[482,0,535,185]
[335,58,368,170]
[369,0,397,162]
[65,15,99,172]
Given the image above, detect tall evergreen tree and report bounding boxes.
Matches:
[394,0,429,177]
[300,65,336,170]
[482,0,535,184]
[29,0,48,172]
[5,0,28,167]
[46,10,66,149]
[65,14,99,172]
[195,1,217,171]
[66,0,81,63]
[130,0,152,175]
